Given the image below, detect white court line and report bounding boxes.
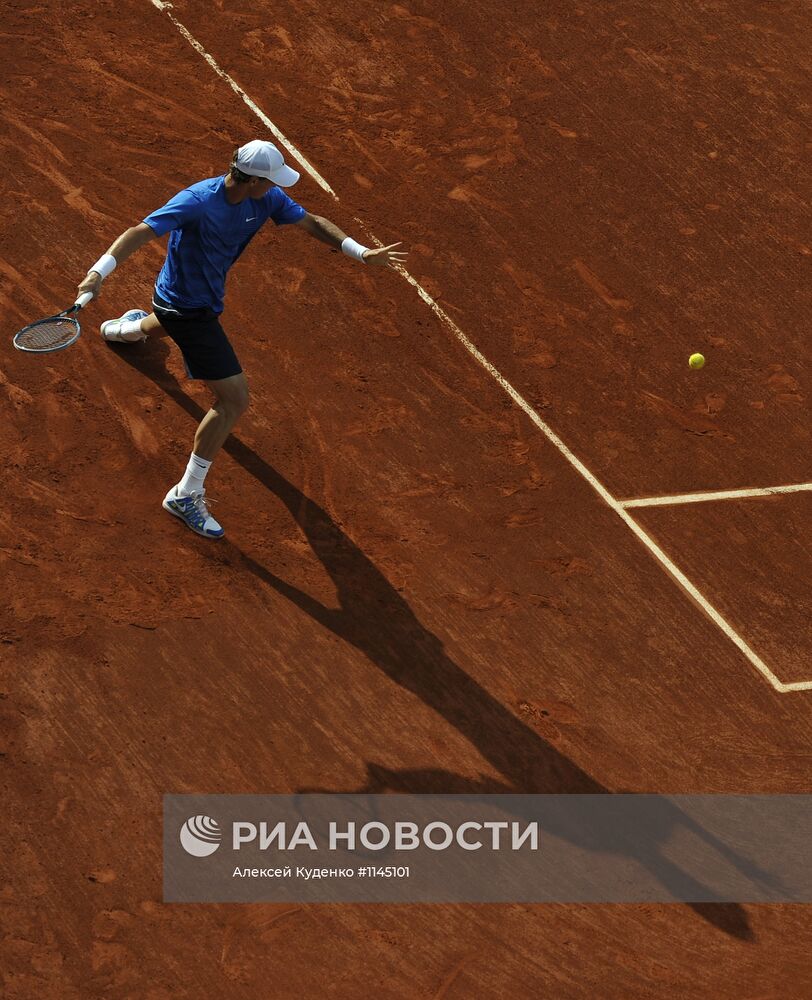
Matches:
[622,482,812,508]
[150,1,336,198]
[148,2,812,695]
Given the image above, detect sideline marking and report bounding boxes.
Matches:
[148,2,811,694]
[149,0,336,198]
[622,482,812,509]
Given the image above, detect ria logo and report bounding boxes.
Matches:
[180,815,222,857]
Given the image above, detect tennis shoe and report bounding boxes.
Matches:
[162,486,224,539]
[101,309,148,343]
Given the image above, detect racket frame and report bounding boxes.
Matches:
[12,291,94,354]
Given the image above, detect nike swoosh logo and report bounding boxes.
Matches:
[246,217,256,222]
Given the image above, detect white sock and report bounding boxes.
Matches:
[117,318,146,342]
[177,453,212,496]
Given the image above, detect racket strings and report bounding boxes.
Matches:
[15,318,79,352]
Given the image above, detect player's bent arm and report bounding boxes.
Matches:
[295,213,351,250]
[105,222,159,266]
[294,214,408,269]
[78,223,158,299]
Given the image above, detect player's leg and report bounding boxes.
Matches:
[169,373,248,498]
[141,312,170,338]
[192,373,250,461]
[162,315,245,539]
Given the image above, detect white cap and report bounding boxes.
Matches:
[233,140,300,187]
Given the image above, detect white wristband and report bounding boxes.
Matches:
[88,253,117,279]
[341,237,370,263]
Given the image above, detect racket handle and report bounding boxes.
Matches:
[75,291,94,309]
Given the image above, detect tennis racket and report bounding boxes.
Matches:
[13,291,94,354]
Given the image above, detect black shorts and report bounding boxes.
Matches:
[152,290,243,381]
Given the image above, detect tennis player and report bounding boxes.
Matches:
[76,139,407,539]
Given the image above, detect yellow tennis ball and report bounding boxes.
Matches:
[689,353,705,370]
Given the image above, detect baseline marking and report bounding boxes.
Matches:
[622,482,812,509]
[148,2,811,695]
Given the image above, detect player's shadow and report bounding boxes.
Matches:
[304,762,778,931]
[112,340,758,939]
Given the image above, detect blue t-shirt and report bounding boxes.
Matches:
[143,175,306,313]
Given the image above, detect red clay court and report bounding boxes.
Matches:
[1,0,811,996]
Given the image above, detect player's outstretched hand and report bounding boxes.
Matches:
[364,242,409,269]
[77,270,104,301]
